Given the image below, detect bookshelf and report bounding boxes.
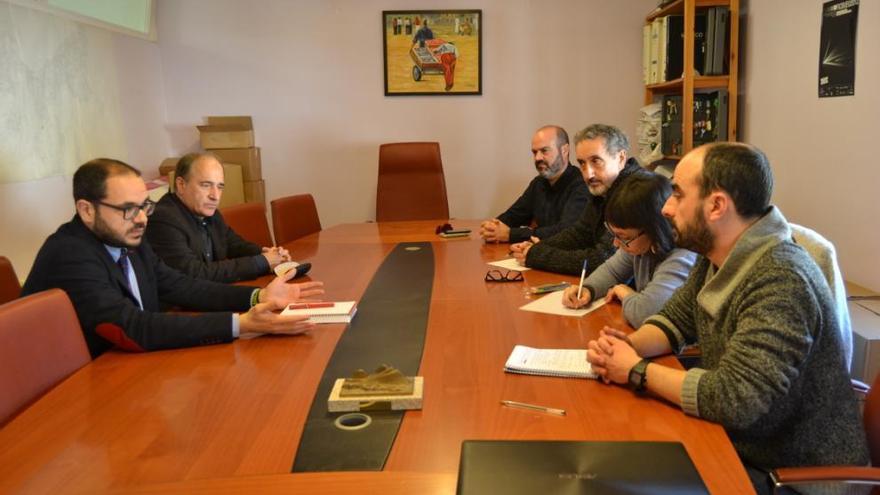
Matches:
[644,0,739,160]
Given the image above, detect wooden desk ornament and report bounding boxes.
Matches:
[328,364,424,412]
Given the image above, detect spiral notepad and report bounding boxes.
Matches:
[504,345,597,379]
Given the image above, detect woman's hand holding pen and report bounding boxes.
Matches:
[562,285,592,308]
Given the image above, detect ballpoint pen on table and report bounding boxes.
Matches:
[576,259,588,300]
[501,400,566,416]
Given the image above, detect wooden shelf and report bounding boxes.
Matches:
[647,0,731,22]
[646,75,730,93]
[643,0,739,154]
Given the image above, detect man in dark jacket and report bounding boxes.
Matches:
[480,125,590,244]
[146,153,288,282]
[22,158,323,357]
[512,124,647,275]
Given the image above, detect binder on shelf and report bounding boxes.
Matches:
[711,7,729,76]
[704,7,716,76]
[649,18,661,83]
[665,15,684,81]
[657,16,668,82]
[642,25,649,84]
[693,12,708,76]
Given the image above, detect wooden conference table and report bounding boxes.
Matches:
[0,220,752,494]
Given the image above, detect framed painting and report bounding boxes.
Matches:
[382,10,482,96]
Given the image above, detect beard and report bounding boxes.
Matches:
[93,211,145,249]
[587,180,607,196]
[672,211,714,255]
[535,153,564,179]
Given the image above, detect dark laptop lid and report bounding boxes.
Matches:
[457,440,709,495]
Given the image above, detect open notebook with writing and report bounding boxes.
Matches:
[281,301,357,324]
[504,345,597,379]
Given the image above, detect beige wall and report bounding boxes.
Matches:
[8,0,876,292]
[155,0,653,228]
[741,0,879,289]
[0,2,168,280]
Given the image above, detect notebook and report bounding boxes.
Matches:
[504,345,596,379]
[457,440,709,495]
[280,301,357,324]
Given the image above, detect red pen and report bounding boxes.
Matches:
[288,302,335,310]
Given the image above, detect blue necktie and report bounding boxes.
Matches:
[117,248,132,291]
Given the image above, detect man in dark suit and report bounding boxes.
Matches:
[22,158,324,358]
[146,153,288,282]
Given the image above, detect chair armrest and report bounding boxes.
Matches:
[771,466,880,487]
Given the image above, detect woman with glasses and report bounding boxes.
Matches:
[562,172,696,327]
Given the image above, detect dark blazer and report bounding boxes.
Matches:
[496,164,591,243]
[145,193,268,282]
[525,158,647,275]
[22,216,255,357]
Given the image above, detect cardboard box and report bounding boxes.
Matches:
[211,147,262,181]
[158,157,179,177]
[168,164,245,209]
[243,179,265,204]
[198,116,255,150]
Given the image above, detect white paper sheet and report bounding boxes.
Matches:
[518,289,607,317]
[487,258,531,272]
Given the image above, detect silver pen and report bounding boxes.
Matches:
[501,400,566,416]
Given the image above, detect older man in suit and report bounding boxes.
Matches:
[22,158,323,357]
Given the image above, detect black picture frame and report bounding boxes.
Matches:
[382,10,482,96]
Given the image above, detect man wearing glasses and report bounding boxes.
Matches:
[22,158,324,358]
[146,153,289,282]
[480,125,589,244]
[511,124,646,275]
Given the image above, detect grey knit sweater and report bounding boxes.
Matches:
[646,206,868,469]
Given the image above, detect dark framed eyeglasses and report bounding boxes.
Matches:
[604,221,644,248]
[94,199,157,220]
[435,222,453,234]
[485,270,524,283]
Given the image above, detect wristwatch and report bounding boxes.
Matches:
[628,359,650,393]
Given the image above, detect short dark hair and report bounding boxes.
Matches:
[605,171,675,257]
[73,158,141,202]
[699,143,773,218]
[175,152,218,181]
[539,125,569,148]
[574,124,629,155]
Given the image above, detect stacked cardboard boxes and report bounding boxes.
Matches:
[157,157,245,208]
[197,116,265,204]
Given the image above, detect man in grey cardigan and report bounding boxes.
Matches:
[587,143,867,493]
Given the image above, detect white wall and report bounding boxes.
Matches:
[741,0,880,289]
[156,0,654,227]
[0,2,168,280]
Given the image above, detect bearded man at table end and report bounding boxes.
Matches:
[22,158,324,358]
[586,143,867,494]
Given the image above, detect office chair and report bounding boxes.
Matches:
[0,256,21,304]
[220,201,274,247]
[0,289,91,426]
[790,223,852,370]
[376,142,450,221]
[271,194,322,245]
[770,376,880,491]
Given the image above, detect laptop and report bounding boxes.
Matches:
[457,440,709,495]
